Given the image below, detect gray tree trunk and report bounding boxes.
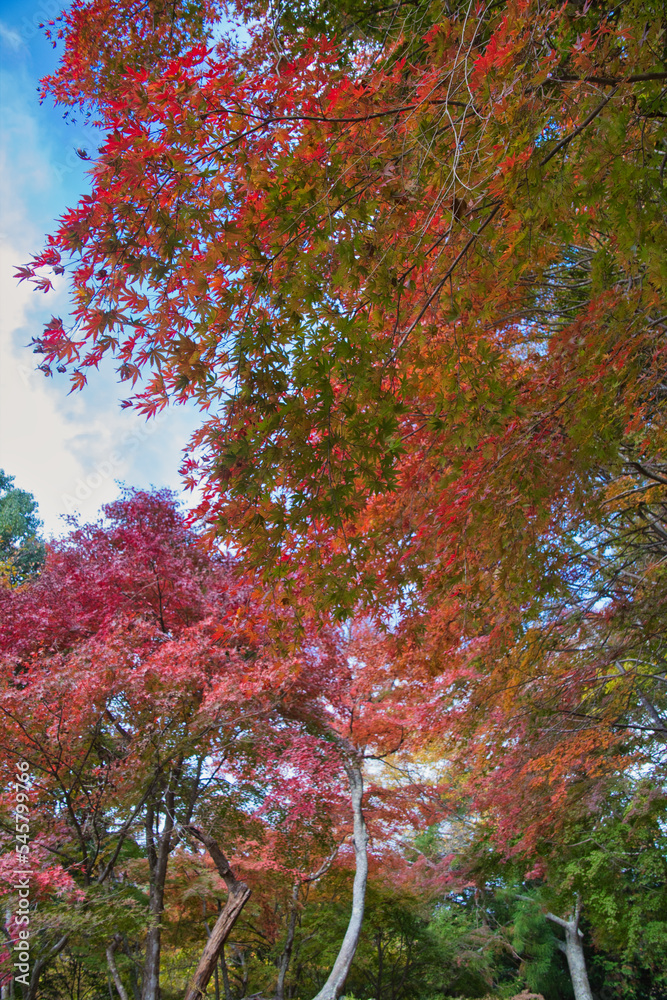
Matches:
[107,937,131,1000]
[275,881,300,1000]
[311,762,369,1000]
[275,842,341,1000]
[546,897,594,1000]
[141,798,175,1000]
[219,945,232,1000]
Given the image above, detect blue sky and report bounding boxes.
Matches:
[0,0,201,536]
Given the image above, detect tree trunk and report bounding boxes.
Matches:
[184,827,251,1000]
[26,933,69,1000]
[107,937,131,1000]
[311,762,369,1000]
[123,936,141,1000]
[375,930,384,1000]
[275,842,340,1000]
[141,799,175,1000]
[142,927,160,1000]
[560,927,594,1000]
[275,881,300,1000]
[219,945,232,1000]
[203,905,222,1000]
[546,898,593,1000]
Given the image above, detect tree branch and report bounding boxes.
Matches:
[540,87,618,167]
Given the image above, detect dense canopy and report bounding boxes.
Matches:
[4,0,667,997]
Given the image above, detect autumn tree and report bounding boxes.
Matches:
[12,0,667,993]
[0,491,433,1000]
[20,0,666,617]
[19,0,667,829]
[0,490,253,997]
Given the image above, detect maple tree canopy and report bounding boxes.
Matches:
[21,0,665,623]
[6,1,667,995]
[0,490,445,1000]
[15,0,667,943]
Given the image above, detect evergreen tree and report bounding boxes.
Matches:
[0,470,45,585]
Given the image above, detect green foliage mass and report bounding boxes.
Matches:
[0,470,45,585]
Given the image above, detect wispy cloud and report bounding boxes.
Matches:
[1,96,201,537]
[0,21,25,52]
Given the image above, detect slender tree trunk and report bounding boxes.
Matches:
[142,786,176,1000]
[375,931,384,1000]
[184,827,251,1000]
[2,906,11,1000]
[122,936,141,1000]
[142,927,160,1000]
[239,949,248,999]
[311,762,369,1000]
[546,898,594,1000]
[275,881,300,1000]
[107,937,131,1000]
[142,757,202,1000]
[220,944,232,1000]
[275,846,340,1000]
[141,828,173,1000]
[25,933,69,1000]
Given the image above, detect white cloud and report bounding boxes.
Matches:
[0,104,201,538]
[0,22,25,52]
